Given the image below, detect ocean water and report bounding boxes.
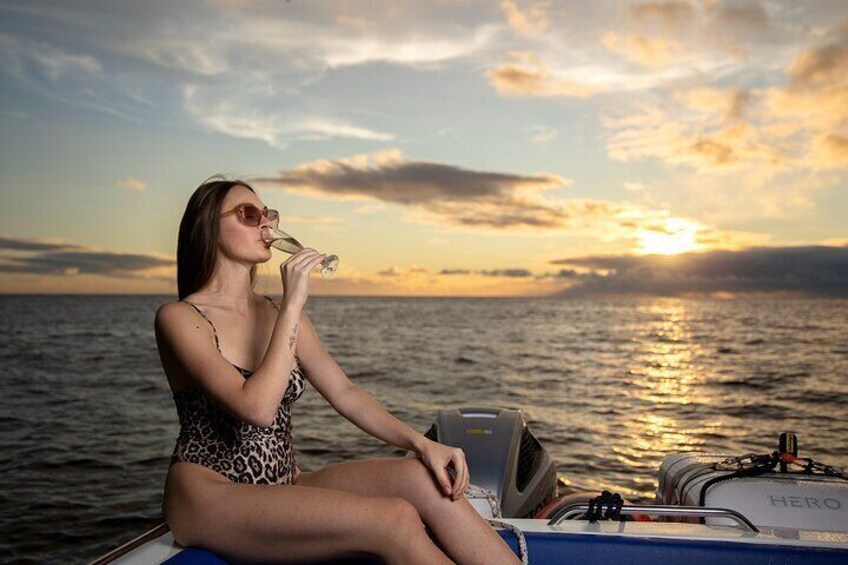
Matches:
[1,294,847,563]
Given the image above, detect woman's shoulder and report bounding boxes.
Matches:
[155,299,195,327]
[156,297,216,328]
[158,297,196,311]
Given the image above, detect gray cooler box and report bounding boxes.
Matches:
[657,453,848,533]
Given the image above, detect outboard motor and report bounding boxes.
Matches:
[415,407,558,519]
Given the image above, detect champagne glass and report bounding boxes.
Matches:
[261,225,339,279]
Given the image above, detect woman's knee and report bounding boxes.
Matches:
[401,458,450,512]
[371,497,430,555]
[375,497,424,537]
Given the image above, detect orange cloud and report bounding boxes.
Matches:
[672,87,749,120]
[629,0,768,35]
[606,110,785,172]
[115,177,147,192]
[487,52,598,98]
[601,32,684,67]
[629,1,695,33]
[811,133,848,169]
[787,22,848,86]
[605,16,848,178]
[501,0,552,37]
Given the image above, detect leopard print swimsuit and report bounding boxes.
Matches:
[169,295,306,485]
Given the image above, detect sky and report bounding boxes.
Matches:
[0,0,846,297]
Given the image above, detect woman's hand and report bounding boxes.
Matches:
[280,248,327,310]
[416,439,469,501]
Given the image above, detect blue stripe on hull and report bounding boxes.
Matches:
[162,530,848,564]
[497,530,848,565]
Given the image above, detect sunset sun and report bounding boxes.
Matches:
[637,219,700,255]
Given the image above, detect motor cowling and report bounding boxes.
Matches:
[415,407,559,519]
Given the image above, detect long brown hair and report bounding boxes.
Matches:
[177,176,259,300]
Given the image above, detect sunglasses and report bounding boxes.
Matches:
[219,203,279,226]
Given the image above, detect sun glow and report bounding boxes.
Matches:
[637,219,700,255]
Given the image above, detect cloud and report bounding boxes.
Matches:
[812,133,848,168]
[672,86,749,120]
[708,1,768,33]
[553,268,581,279]
[0,237,174,279]
[600,15,848,229]
[182,84,395,149]
[762,18,848,165]
[255,149,616,231]
[260,150,775,241]
[780,18,848,87]
[527,125,559,143]
[479,268,533,277]
[0,1,501,146]
[487,51,599,98]
[0,30,143,121]
[377,266,428,277]
[760,19,848,169]
[628,0,768,36]
[259,148,566,204]
[501,0,552,37]
[603,41,843,176]
[601,32,684,67]
[439,268,533,277]
[78,3,501,75]
[623,181,647,193]
[549,244,848,297]
[0,237,85,253]
[605,106,784,172]
[629,1,695,33]
[116,177,146,192]
[0,31,102,82]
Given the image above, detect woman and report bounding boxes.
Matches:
[156,177,521,564]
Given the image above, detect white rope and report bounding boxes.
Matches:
[464,484,529,565]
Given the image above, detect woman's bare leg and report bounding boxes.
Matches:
[295,457,521,565]
[163,462,453,565]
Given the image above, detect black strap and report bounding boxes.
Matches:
[182,300,221,352]
[700,453,779,507]
[586,490,624,522]
[263,295,280,311]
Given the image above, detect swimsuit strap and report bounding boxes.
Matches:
[263,295,280,311]
[181,300,221,352]
[182,296,278,351]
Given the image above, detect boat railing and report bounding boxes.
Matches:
[88,522,171,565]
[547,504,760,532]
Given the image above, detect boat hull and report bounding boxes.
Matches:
[94,519,848,565]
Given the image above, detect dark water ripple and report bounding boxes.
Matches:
[1,294,847,563]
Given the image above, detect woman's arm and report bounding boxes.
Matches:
[333,385,430,453]
[291,307,428,452]
[242,302,301,427]
[294,306,469,499]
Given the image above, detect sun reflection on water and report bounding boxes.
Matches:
[618,300,725,498]
[627,300,710,406]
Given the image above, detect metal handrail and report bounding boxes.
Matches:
[88,522,171,565]
[547,504,760,532]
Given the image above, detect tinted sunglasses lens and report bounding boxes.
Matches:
[267,209,279,222]
[241,205,262,226]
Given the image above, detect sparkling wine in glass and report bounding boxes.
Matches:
[261,225,339,279]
